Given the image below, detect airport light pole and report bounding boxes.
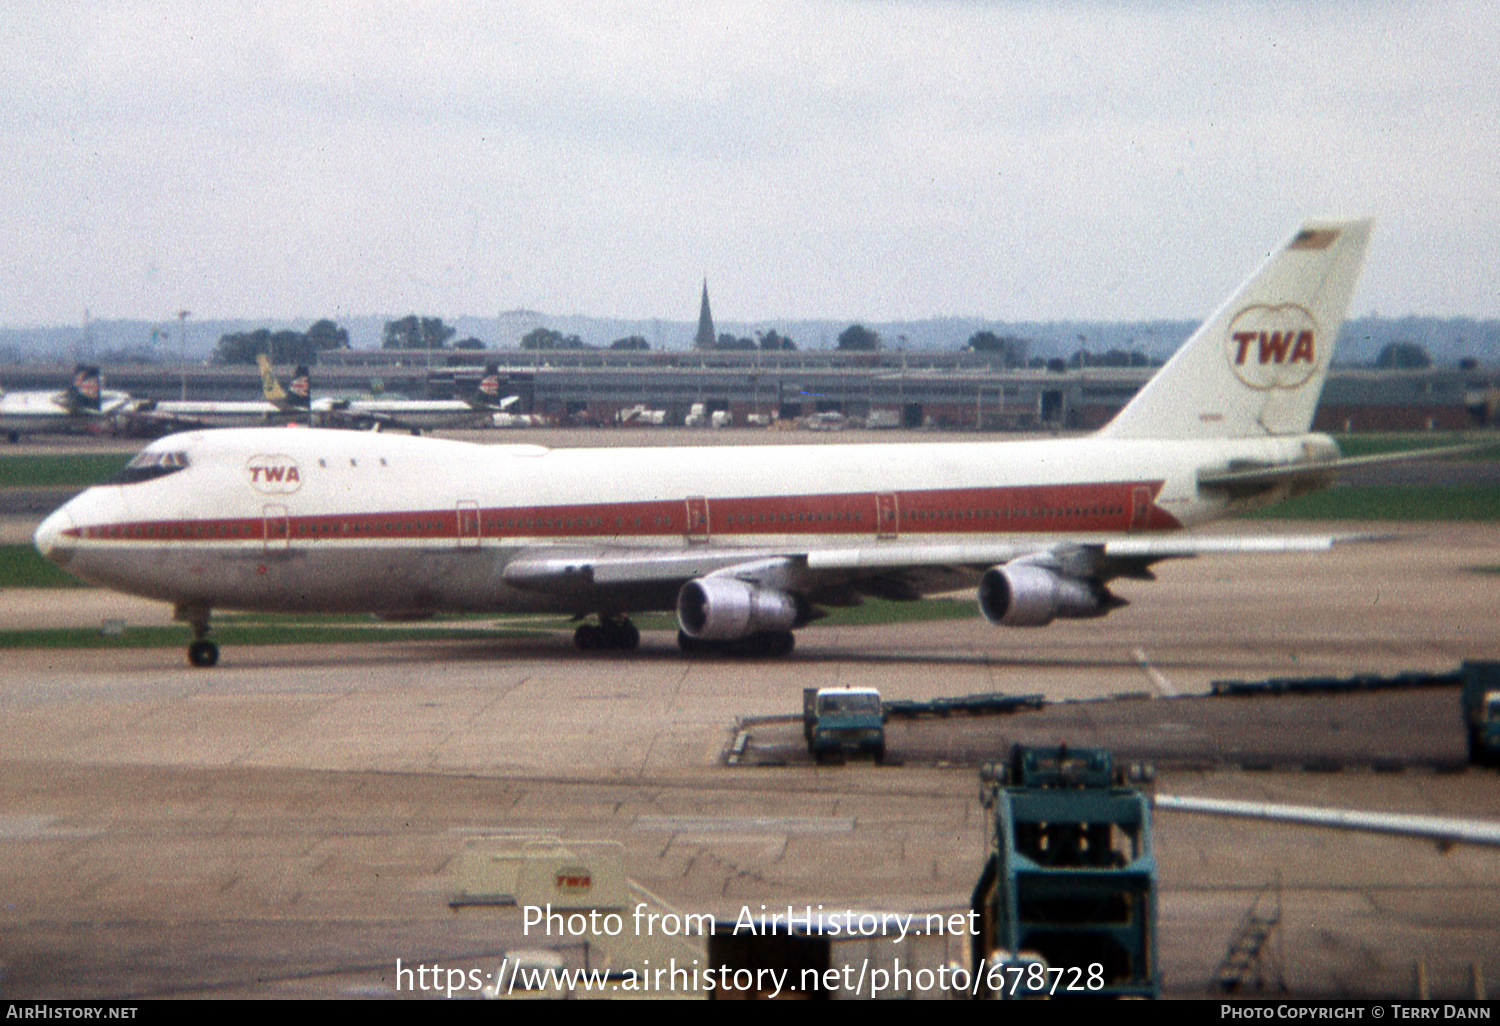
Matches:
[178,310,191,400]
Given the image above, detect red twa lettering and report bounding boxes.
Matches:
[1234,330,1315,365]
[1258,331,1293,363]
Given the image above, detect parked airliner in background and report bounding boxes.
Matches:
[1,365,133,442]
[133,356,514,434]
[39,219,1419,667]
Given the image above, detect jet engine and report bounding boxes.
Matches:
[677,577,799,641]
[978,561,1118,627]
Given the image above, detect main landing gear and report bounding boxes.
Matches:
[177,604,219,668]
[574,616,641,652]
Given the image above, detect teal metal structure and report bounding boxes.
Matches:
[971,746,1159,998]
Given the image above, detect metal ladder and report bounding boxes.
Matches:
[1214,879,1287,994]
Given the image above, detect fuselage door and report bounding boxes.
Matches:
[457,500,481,548]
[685,496,710,544]
[262,504,290,551]
[1129,486,1152,532]
[876,493,899,539]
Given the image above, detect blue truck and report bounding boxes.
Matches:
[803,687,886,764]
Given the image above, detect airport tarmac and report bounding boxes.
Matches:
[0,518,1497,1000]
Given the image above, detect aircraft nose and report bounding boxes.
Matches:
[33,504,77,565]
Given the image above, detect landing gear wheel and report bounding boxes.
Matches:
[575,617,640,652]
[187,639,220,668]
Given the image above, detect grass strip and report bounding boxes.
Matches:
[0,545,87,587]
[0,623,556,650]
[0,454,133,487]
[1242,485,1500,521]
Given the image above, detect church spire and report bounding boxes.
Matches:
[694,279,716,350]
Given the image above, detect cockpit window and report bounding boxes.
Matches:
[110,450,190,485]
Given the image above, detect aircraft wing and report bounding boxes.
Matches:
[501,533,1353,611]
[1155,795,1500,849]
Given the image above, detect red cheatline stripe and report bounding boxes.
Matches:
[64,480,1177,543]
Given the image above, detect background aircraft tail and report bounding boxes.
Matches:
[65,365,103,413]
[465,364,505,410]
[256,354,312,411]
[1099,219,1372,440]
[256,354,288,406]
[286,366,313,410]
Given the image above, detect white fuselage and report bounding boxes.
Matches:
[34,426,1320,618]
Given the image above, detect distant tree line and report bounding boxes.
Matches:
[964,331,1028,367]
[206,317,1448,371]
[382,315,456,350]
[1375,341,1432,369]
[703,329,798,351]
[212,319,349,365]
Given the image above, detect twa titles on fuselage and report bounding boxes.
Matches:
[37,219,1406,667]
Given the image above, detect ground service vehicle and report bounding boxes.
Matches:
[1462,661,1500,767]
[803,687,885,764]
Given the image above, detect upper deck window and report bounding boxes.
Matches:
[110,449,190,485]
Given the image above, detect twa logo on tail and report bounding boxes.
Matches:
[246,454,303,494]
[1225,304,1320,390]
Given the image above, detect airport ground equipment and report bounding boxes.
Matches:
[971,745,1158,998]
[883,691,1045,719]
[450,834,705,987]
[1213,879,1286,995]
[1461,660,1500,766]
[803,687,885,763]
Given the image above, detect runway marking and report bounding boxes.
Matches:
[634,816,854,834]
[1133,647,1177,698]
[0,814,99,840]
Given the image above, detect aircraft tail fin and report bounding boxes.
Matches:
[1099,219,1373,440]
[256,354,288,406]
[65,365,103,413]
[286,366,313,410]
[465,364,505,410]
[256,354,312,411]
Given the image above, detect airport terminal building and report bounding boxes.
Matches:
[4,348,1494,433]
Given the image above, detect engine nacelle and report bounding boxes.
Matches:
[978,562,1114,627]
[677,577,799,641]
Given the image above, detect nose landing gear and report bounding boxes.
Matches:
[177,603,219,668]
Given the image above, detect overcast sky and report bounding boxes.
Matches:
[3,1,1497,329]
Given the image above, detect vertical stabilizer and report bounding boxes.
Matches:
[466,364,504,410]
[1099,219,1372,439]
[286,366,313,410]
[65,365,103,413]
[256,354,288,406]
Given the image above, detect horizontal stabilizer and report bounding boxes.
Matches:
[1198,441,1495,490]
